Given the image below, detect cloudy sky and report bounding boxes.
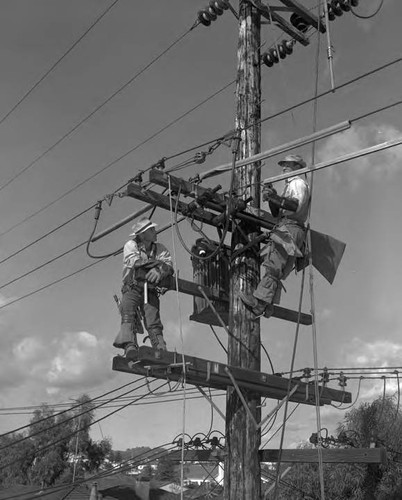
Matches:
[0,0,401,454]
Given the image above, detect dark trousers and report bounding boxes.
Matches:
[113,284,164,349]
[254,222,305,305]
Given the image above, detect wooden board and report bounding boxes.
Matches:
[112,346,351,406]
[166,448,387,464]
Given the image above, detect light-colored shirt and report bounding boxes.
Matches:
[122,240,173,283]
[280,175,310,224]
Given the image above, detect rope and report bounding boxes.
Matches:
[307,4,325,497]
[167,175,187,500]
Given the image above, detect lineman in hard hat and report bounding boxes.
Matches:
[240,154,310,317]
[113,217,174,355]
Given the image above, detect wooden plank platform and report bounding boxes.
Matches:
[112,347,351,406]
[167,448,387,464]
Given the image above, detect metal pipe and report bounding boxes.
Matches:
[200,120,351,180]
[263,135,402,185]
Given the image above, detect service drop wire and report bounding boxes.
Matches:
[0,378,144,440]
[0,379,170,474]
[5,441,178,500]
[0,377,151,453]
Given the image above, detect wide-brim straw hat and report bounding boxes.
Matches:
[278,154,306,170]
[129,218,157,237]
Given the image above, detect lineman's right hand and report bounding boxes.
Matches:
[146,268,161,284]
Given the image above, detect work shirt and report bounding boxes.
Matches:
[279,175,310,224]
[122,240,173,283]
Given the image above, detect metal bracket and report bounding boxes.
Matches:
[249,0,310,46]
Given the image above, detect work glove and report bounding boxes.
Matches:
[262,184,277,202]
[145,267,161,284]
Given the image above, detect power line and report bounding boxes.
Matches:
[0,0,119,132]
[0,79,233,240]
[0,379,170,471]
[1,94,400,295]
[0,389,224,415]
[0,63,400,309]
[0,22,197,194]
[1,54,398,245]
[0,258,104,311]
[0,241,86,291]
[0,204,95,266]
[0,378,145,439]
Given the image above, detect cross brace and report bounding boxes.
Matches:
[166,448,387,464]
[112,346,351,406]
[249,0,310,45]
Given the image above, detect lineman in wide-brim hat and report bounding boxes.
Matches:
[113,217,174,355]
[240,154,310,317]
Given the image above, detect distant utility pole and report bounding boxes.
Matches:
[224,1,262,499]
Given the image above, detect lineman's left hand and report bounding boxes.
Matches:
[146,267,161,284]
[262,186,276,201]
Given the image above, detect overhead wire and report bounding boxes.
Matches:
[1,441,178,500]
[1,94,401,312]
[2,92,401,281]
[0,54,398,248]
[0,78,234,241]
[0,378,145,438]
[0,377,151,451]
[0,52,400,331]
[0,379,171,472]
[0,19,199,195]
[0,0,119,132]
[0,388,225,415]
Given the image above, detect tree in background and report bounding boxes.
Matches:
[27,403,74,487]
[0,433,36,487]
[264,394,402,500]
[0,395,113,489]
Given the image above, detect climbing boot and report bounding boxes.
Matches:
[124,342,139,357]
[148,329,167,353]
[113,317,138,349]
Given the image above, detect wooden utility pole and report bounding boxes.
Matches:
[224,1,262,498]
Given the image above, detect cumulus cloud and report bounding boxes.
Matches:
[0,330,113,404]
[317,123,402,190]
[344,338,402,367]
[45,331,111,394]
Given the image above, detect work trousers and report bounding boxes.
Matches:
[113,283,165,349]
[254,221,305,305]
